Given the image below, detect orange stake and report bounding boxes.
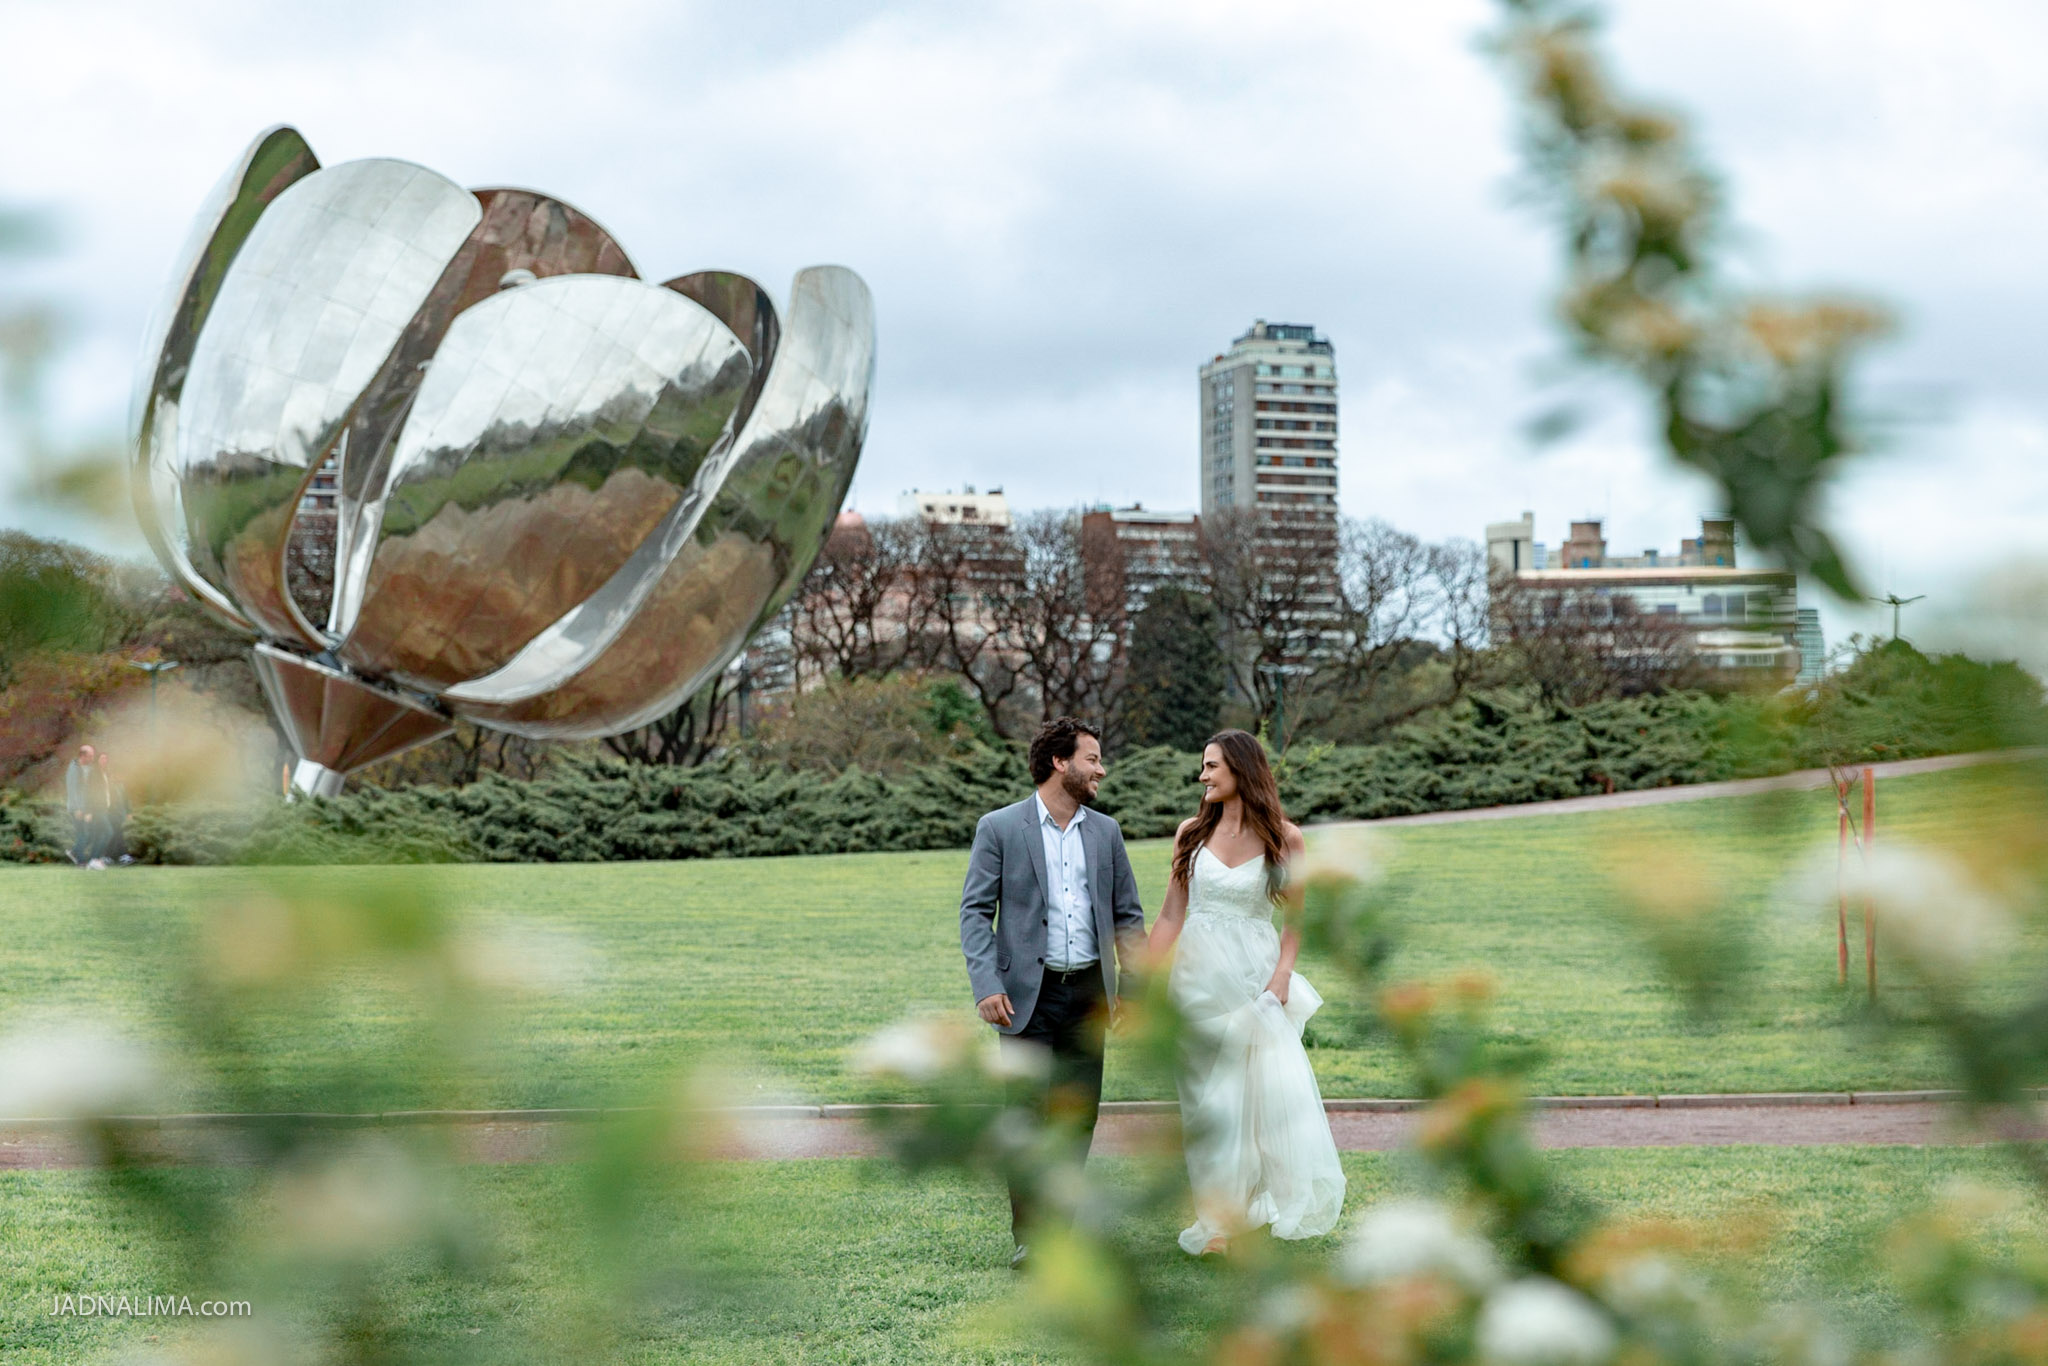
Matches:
[1836,780,1850,984]
[1863,766,1878,997]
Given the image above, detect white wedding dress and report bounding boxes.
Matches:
[1169,844,1346,1254]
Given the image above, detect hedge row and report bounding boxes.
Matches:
[8,646,2037,866]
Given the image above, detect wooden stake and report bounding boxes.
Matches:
[1863,766,1878,997]
[1837,779,1850,984]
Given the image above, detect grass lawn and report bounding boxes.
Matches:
[3,1145,2043,1364]
[0,760,2041,1111]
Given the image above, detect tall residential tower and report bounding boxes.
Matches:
[1199,321,1339,524]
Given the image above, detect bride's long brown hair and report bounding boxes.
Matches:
[1171,730,1290,902]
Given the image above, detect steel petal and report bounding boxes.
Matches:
[329,189,639,636]
[444,265,872,737]
[129,124,319,635]
[176,158,481,646]
[337,274,754,692]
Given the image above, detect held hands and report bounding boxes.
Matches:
[976,993,1015,1028]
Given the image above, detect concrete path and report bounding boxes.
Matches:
[1325,747,2048,829]
[2,1092,2039,1169]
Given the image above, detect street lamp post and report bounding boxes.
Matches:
[126,658,181,733]
[1873,592,1925,642]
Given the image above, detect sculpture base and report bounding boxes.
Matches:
[290,760,347,799]
[251,643,453,793]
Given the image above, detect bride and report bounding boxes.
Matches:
[1144,729,1346,1255]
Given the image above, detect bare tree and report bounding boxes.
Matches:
[600,667,745,766]
[355,720,555,787]
[787,515,926,682]
[986,509,1126,726]
[1199,507,1340,735]
[1317,518,1432,706]
[1285,524,1499,740]
[912,519,1027,740]
[1490,573,1700,706]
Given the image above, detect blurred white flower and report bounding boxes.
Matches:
[1476,1278,1616,1366]
[0,1018,161,1119]
[987,1036,1051,1082]
[266,1135,436,1259]
[1597,1252,1715,1323]
[1796,844,2013,983]
[1256,1284,1320,1333]
[1340,1198,1502,1290]
[1292,826,1387,889]
[850,1017,977,1081]
[451,921,598,994]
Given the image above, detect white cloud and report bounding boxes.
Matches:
[2,0,2043,667]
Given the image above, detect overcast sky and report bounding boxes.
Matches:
[3,0,2043,658]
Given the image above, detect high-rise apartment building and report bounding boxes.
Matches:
[1199,321,1339,524]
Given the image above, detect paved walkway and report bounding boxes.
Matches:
[1326,747,2048,829]
[2,1092,2040,1168]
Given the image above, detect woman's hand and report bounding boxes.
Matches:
[1263,973,1289,1006]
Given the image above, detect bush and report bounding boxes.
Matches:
[5,645,2038,865]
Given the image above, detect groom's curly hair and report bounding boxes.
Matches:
[1028,717,1101,785]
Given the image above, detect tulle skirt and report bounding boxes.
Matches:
[1169,911,1347,1253]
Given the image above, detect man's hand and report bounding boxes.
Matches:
[977,993,1015,1027]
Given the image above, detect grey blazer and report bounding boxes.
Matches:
[959,796,1147,1036]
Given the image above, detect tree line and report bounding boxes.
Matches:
[0,508,1739,793]
[780,505,1706,755]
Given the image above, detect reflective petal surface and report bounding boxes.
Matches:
[425,272,780,708]
[329,189,639,635]
[446,266,872,736]
[338,274,754,692]
[129,124,319,635]
[176,159,480,644]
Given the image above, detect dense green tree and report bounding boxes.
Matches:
[1118,586,1225,752]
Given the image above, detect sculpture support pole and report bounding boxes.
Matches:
[251,644,453,796]
[290,761,347,799]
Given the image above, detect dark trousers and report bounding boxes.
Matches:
[1001,963,1107,1243]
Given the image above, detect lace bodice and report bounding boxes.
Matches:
[1186,845,1277,924]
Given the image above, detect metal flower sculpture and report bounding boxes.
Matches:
[131,126,874,794]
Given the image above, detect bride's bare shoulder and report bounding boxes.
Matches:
[1282,821,1306,854]
[1175,817,1199,838]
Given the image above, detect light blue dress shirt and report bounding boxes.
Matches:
[1035,793,1098,970]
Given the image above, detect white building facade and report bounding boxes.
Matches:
[1488,514,1804,685]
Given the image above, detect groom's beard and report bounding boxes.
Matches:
[1061,769,1097,806]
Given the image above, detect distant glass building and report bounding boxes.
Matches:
[1795,607,1826,686]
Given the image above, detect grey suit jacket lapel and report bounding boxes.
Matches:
[1019,797,1052,911]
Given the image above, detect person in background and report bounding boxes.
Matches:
[95,750,131,866]
[63,744,99,866]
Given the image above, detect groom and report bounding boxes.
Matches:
[959,716,1146,1269]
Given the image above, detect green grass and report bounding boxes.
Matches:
[3,1146,2043,1363]
[0,761,2042,1111]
